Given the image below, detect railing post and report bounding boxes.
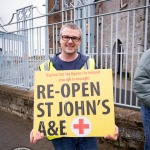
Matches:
[45,0,49,60]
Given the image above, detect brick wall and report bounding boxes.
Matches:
[48,0,73,52]
[0,85,144,149]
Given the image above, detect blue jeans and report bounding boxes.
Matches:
[52,137,98,150]
[141,104,150,150]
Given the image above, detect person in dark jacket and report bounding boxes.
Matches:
[30,23,118,150]
[134,49,150,150]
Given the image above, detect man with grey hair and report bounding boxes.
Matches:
[30,23,118,150]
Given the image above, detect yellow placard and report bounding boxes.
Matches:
[34,69,115,137]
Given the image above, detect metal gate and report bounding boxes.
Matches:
[0,0,149,109]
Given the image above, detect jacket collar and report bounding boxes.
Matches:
[50,52,88,70]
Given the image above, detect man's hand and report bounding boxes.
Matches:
[104,125,119,141]
[30,129,44,144]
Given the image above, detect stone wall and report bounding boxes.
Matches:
[0,85,34,120]
[97,0,147,75]
[0,85,144,150]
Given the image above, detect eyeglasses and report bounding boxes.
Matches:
[61,35,81,42]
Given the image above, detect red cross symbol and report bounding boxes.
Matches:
[73,119,90,134]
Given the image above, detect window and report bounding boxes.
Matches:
[120,0,128,9]
[64,0,72,9]
[54,0,60,11]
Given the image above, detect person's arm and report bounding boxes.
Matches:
[133,51,150,107]
[134,66,150,98]
[30,129,44,144]
[104,125,119,141]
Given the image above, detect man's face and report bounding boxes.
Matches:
[60,27,81,55]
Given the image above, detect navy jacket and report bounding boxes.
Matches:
[50,52,90,70]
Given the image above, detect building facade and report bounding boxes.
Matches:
[47,0,150,76]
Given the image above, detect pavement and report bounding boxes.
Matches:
[0,109,118,150]
[0,109,54,150]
